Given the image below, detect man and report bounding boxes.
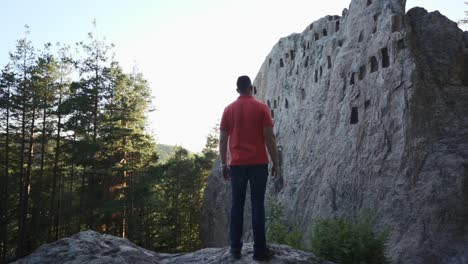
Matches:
[219,75,280,261]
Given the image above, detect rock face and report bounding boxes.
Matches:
[201,0,468,263]
[13,230,333,264]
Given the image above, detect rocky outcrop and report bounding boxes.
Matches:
[201,0,468,263]
[13,230,333,264]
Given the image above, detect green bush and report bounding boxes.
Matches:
[266,200,304,250]
[310,212,390,264]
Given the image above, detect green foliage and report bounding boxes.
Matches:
[266,200,304,250]
[0,23,219,260]
[156,144,176,163]
[311,212,391,264]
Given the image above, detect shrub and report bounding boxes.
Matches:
[266,200,304,250]
[310,212,390,264]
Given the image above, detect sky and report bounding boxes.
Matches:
[0,0,466,152]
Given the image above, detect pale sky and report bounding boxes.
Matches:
[0,0,465,152]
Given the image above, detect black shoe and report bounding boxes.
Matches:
[253,248,274,261]
[230,249,242,260]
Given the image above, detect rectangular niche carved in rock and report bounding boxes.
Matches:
[323,29,328,36]
[274,100,277,108]
[370,56,378,73]
[327,56,332,69]
[290,50,296,60]
[397,39,405,50]
[381,47,390,68]
[365,100,371,109]
[301,89,306,99]
[269,58,272,66]
[285,99,289,109]
[271,110,274,118]
[315,33,319,41]
[373,12,380,22]
[305,56,309,67]
[310,23,314,30]
[359,65,366,80]
[280,58,284,68]
[254,86,257,94]
[267,100,271,108]
[320,66,323,77]
[350,107,359,124]
[350,72,355,85]
[358,31,364,42]
[392,15,403,32]
[336,21,340,32]
[315,70,318,82]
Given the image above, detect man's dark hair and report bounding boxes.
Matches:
[237,75,252,92]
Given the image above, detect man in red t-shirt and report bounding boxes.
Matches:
[219,75,279,261]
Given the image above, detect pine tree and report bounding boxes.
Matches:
[8,27,36,257]
[28,43,60,246]
[0,64,16,260]
[75,21,114,230]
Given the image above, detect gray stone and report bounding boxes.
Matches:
[13,230,333,264]
[201,0,468,263]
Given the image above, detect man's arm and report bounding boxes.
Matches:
[263,126,280,177]
[219,129,230,180]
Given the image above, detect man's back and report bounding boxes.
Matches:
[221,95,272,166]
[219,75,278,261]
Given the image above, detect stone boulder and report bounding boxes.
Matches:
[201,0,468,263]
[13,230,334,264]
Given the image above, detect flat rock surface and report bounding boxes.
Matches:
[14,230,334,264]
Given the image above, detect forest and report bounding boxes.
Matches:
[0,25,218,262]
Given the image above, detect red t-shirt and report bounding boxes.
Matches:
[220,95,273,166]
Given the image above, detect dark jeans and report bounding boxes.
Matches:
[229,164,268,254]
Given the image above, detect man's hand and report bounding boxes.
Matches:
[271,162,280,178]
[222,165,230,181]
[263,126,280,179]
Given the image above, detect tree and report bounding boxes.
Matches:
[8,27,36,257]
[28,43,60,245]
[0,64,16,260]
[0,21,225,261]
[74,21,114,230]
[51,43,74,239]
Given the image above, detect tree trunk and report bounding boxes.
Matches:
[121,124,127,238]
[31,83,48,243]
[21,104,36,255]
[67,153,74,236]
[52,84,63,241]
[1,85,11,260]
[17,92,27,257]
[57,160,65,240]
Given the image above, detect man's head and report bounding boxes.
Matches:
[236,75,252,94]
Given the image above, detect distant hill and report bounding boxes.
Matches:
[156,144,176,163]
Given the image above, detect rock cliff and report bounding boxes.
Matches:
[13,230,333,264]
[201,0,468,263]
